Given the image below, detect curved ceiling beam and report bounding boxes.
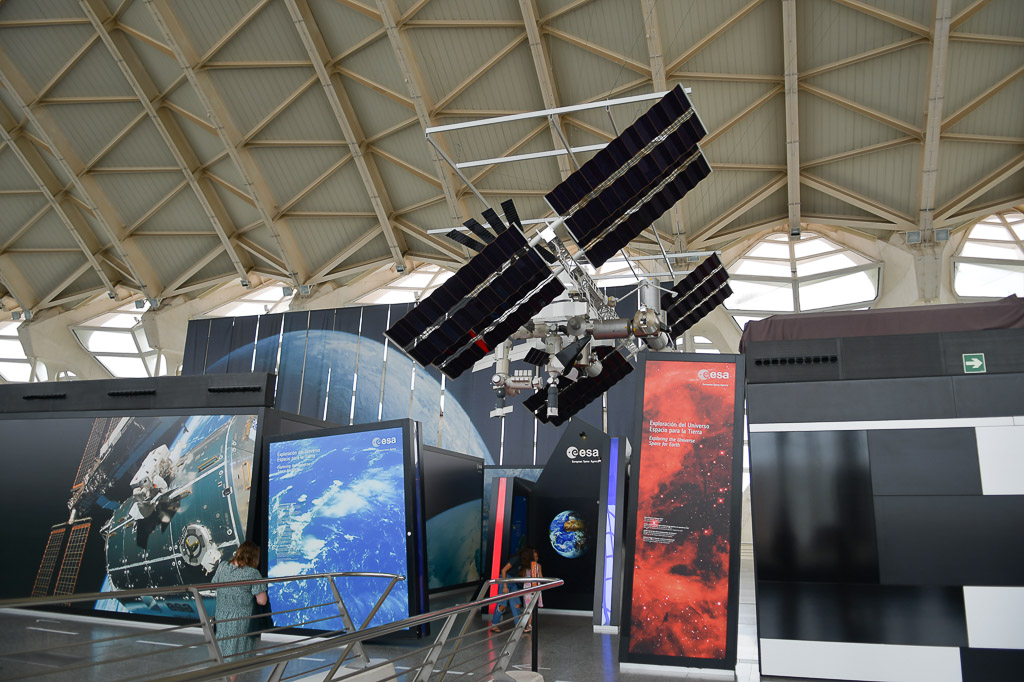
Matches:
[285,0,408,270]
[520,0,573,181]
[917,0,952,243]
[0,47,161,301]
[144,0,306,287]
[642,0,685,249]
[0,112,117,302]
[80,0,252,287]
[375,0,472,226]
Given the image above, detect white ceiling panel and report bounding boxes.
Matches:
[133,186,215,234]
[9,209,78,250]
[249,146,347,206]
[253,85,343,141]
[0,195,47,242]
[47,40,136,98]
[94,119,178,168]
[206,67,314,135]
[288,161,375,214]
[43,102,143,165]
[0,24,96,94]
[213,0,310,63]
[92,171,187,227]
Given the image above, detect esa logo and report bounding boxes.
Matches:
[567,446,600,460]
[372,436,398,447]
[697,368,731,380]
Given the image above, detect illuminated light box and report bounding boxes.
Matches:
[619,355,745,672]
[265,420,426,632]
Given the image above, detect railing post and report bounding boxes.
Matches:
[412,611,460,682]
[325,576,371,677]
[489,583,539,681]
[190,586,224,666]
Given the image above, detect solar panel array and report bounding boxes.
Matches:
[385,200,565,379]
[545,85,711,268]
[522,346,634,426]
[660,253,732,339]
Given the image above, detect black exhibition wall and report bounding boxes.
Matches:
[0,373,329,623]
[746,328,1024,682]
[421,444,484,592]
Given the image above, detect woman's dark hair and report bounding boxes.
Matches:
[518,546,534,573]
[230,541,260,568]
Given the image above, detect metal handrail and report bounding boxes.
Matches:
[0,575,562,682]
[0,571,399,609]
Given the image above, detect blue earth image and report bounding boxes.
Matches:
[209,329,495,464]
[266,426,410,630]
[549,510,591,559]
[426,500,482,589]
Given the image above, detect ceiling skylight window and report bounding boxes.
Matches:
[724,229,881,329]
[356,264,454,305]
[72,300,167,379]
[0,320,41,383]
[206,284,295,318]
[953,211,1024,299]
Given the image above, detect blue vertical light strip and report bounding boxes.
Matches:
[602,437,619,626]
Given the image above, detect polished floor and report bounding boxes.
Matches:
[0,550,832,682]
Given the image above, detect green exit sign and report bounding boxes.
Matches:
[962,353,986,374]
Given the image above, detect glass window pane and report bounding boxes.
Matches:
[798,269,878,310]
[725,280,794,311]
[796,252,867,277]
[0,321,21,336]
[134,328,152,352]
[733,315,766,330]
[0,339,27,359]
[968,224,1013,241]
[746,241,790,259]
[207,301,272,318]
[356,289,417,305]
[33,361,47,382]
[732,259,792,277]
[954,262,1024,297]
[86,312,141,329]
[694,335,712,344]
[246,287,291,302]
[0,361,31,382]
[1010,223,1024,241]
[695,348,721,354]
[394,272,435,289]
[792,238,837,258]
[960,241,1023,260]
[96,355,149,378]
[82,330,139,353]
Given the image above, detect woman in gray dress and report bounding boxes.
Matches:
[212,541,269,679]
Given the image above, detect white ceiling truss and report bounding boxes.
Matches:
[0,0,1018,323]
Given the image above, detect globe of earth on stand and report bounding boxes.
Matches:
[549,510,590,559]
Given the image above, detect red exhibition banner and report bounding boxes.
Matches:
[628,358,738,659]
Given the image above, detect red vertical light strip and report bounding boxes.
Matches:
[488,477,509,612]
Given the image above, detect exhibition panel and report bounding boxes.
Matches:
[421,445,483,592]
[620,355,745,672]
[264,420,427,632]
[0,374,326,624]
[746,326,1024,682]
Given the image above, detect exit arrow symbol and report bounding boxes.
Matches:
[966,358,983,369]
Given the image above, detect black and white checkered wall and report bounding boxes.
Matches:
[746,330,1024,682]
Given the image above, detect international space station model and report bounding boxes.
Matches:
[386,86,732,426]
